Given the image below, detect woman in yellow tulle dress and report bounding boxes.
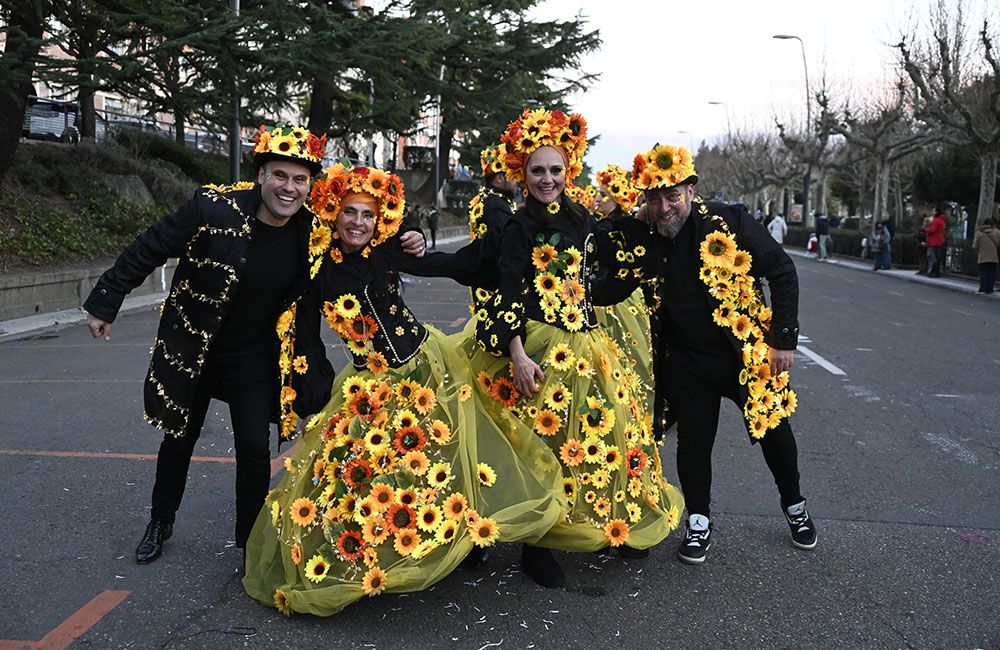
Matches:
[242,164,564,616]
[467,108,683,588]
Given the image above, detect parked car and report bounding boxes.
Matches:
[22,98,79,142]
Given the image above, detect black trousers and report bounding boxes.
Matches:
[663,360,803,518]
[149,347,275,547]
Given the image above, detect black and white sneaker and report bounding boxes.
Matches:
[784,500,817,550]
[677,514,712,565]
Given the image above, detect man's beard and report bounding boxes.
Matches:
[655,212,688,238]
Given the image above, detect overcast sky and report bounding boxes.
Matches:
[525,0,994,173]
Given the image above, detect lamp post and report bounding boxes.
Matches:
[228,0,241,182]
[773,33,813,223]
[707,101,732,137]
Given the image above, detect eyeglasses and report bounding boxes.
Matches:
[263,168,310,188]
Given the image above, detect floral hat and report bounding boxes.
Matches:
[307,163,406,267]
[564,182,597,210]
[596,164,640,212]
[500,108,588,183]
[480,143,507,177]
[631,144,697,191]
[252,123,327,175]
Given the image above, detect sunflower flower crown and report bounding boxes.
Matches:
[564,182,598,210]
[596,164,640,212]
[631,144,696,191]
[253,123,327,166]
[500,108,588,183]
[480,143,507,177]
[307,163,406,272]
[694,199,797,437]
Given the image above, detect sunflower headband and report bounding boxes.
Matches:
[480,143,507,177]
[564,182,597,210]
[631,144,697,191]
[596,164,640,212]
[500,108,588,183]
[307,163,405,268]
[253,123,327,174]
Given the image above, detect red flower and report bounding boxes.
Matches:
[336,530,365,561]
[626,447,648,477]
[392,425,427,454]
[385,503,417,533]
[489,376,520,408]
[343,458,374,488]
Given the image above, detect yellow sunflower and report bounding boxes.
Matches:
[469,516,500,547]
[274,588,292,616]
[533,409,563,436]
[559,277,585,305]
[562,477,577,500]
[732,249,753,275]
[593,497,612,518]
[534,272,561,296]
[532,244,559,270]
[731,314,753,340]
[604,519,630,546]
[309,225,332,256]
[393,529,420,556]
[700,231,738,268]
[547,343,575,370]
[626,502,642,523]
[428,462,452,488]
[435,519,460,544]
[362,567,388,596]
[395,379,420,404]
[560,304,585,331]
[575,358,592,377]
[401,450,430,475]
[427,419,452,443]
[477,462,497,486]
[334,293,361,319]
[416,504,442,532]
[304,553,330,583]
[458,384,472,402]
[544,384,572,412]
[289,497,318,527]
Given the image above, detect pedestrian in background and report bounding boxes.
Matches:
[767,212,788,243]
[816,213,831,260]
[924,204,947,277]
[871,221,892,271]
[916,216,932,275]
[426,204,440,249]
[973,216,1000,294]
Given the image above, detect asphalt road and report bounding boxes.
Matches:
[1,242,998,649]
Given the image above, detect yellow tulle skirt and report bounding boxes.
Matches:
[462,317,684,553]
[595,288,654,404]
[243,326,565,616]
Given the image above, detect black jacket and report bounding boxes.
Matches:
[606,198,800,440]
[83,185,316,436]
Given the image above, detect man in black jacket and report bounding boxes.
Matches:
[620,144,817,565]
[84,124,426,564]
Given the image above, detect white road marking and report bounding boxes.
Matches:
[856,348,874,351]
[921,432,978,465]
[797,335,812,343]
[889,321,905,327]
[933,394,961,398]
[797,345,846,375]
[917,299,935,305]
[888,290,903,296]
[842,278,856,284]
[952,309,973,316]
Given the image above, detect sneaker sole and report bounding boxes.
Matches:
[791,536,817,550]
[676,542,710,565]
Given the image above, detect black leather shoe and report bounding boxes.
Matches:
[520,544,566,589]
[618,546,650,559]
[135,519,173,564]
[461,545,490,569]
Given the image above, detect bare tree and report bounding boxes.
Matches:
[898,2,1000,224]
[818,81,936,224]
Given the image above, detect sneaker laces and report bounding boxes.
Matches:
[684,528,710,545]
[786,511,811,530]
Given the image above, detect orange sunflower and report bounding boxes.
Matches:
[559,439,585,467]
[604,519,631,547]
[289,497,318,527]
[362,567,388,596]
[533,409,563,436]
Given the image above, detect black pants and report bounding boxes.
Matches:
[150,347,275,547]
[663,360,803,518]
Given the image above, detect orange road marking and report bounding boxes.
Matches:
[0,590,131,650]
[0,449,234,463]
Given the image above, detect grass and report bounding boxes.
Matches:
[0,135,236,271]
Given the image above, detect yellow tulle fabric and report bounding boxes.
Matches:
[462,319,684,552]
[594,288,654,401]
[243,326,565,616]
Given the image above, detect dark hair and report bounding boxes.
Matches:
[984,218,997,227]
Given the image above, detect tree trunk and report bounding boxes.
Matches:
[78,86,96,140]
[307,78,336,137]
[873,158,890,225]
[174,107,186,145]
[978,152,998,229]
[436,110,455,209]
[816,168,827,215]
[0,0,47,184]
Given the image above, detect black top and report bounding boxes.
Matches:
[658,217,739,382]
[212,217,300,354]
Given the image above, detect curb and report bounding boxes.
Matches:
[0,291,166,343]
[785,248,999,298]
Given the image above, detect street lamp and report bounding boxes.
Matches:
[707,101,732,137]
[229,0,241,182]
[773,33,813,222]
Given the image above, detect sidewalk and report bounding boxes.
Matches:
[786,247,999,298]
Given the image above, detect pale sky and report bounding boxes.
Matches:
[544,0,920,172]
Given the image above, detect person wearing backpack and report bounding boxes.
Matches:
[973,216,1000,293]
